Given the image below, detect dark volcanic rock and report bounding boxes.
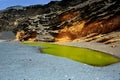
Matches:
[0,0,120,42]
[0,31,15,40]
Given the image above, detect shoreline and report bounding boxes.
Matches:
[55,41,120,58]
[0,38,120,58]
[0,39,120,58]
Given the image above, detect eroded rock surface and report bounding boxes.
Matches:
[0,0,120,42]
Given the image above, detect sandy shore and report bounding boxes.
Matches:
[55,41,120,58]
[0,40,7,42]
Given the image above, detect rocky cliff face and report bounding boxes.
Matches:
[0,0,120,42]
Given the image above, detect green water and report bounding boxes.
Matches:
[22,42,120,66]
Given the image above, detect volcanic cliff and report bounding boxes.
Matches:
[0,0,120,42]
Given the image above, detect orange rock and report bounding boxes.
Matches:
[16,30,25,41]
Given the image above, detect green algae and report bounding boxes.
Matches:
[22,42,120,66]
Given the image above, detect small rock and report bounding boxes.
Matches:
[29,59,32,61]
[111,44,116,48]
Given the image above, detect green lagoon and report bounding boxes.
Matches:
[22,42,120,66]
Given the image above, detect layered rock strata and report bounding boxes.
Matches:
[0,0,120,42]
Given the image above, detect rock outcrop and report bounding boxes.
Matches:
[0,0,120,42]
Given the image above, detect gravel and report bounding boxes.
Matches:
[0,42,120,80]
